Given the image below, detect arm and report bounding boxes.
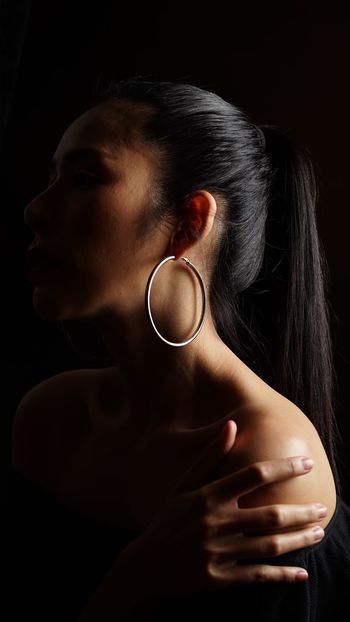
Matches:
[76,547,152,622]
[214,402,337,530]
[75,419,329,622]
[12,388,331,620]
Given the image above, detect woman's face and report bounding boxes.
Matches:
[24,102,168,321]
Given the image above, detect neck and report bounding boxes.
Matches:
[92,307,256,432]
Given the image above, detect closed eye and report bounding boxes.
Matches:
[74,172,100,186]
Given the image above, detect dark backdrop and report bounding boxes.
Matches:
[1,1,350,501]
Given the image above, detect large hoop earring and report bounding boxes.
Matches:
[145,255,207,347]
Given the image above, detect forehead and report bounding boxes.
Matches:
[53,101,156,166]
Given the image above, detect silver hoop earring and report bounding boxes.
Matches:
[145,255,207,347]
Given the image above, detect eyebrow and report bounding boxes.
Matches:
[49,147,113,173]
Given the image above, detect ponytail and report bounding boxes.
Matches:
[233,126,340,488]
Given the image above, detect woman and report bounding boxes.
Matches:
[11,76,350,620]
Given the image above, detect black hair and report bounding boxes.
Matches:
[64,76,340,488]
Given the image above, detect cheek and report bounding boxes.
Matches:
[79,193,143,271]
[81,189,138,240]
[62,190,149,294]
[69,214,139,289]
[72,197,115,241]
[67,197,124,263]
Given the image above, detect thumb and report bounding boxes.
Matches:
[171,418,237,496]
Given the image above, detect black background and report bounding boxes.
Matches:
[1,1,350,501]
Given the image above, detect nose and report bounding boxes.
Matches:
[23,188,50,233]
[23,200,33,229]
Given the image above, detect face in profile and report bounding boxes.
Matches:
[24,102,167,322]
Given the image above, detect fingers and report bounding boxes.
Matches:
[210,563,309,585]
[208,456,314,504]
[208,525,324,559]
[213,503,328,535]
[172,418,237,496]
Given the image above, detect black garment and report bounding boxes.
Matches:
[9,465,350,621]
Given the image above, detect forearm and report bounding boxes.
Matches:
[76,571,145,621]
[76,545,155,622]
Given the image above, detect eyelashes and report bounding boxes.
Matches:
[46,172,101,189]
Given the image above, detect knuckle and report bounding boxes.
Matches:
[205,519,220,540]
[249,462,270,485]
[268,506,286,528]
[286,457,298,476]
[254,566,270,582]
[198,515,221,549]
[265,536,283,557]
[278,567,290,581]
[194,500,226,548]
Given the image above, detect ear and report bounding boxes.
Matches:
[168,190,217,260]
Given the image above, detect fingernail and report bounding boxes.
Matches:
[301,458,314,471]
[315,504,327,518]
[295,569,308,581]
[312,527,324,541]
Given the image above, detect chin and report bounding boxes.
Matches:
[32,287,75,322]
[32,285,100,323]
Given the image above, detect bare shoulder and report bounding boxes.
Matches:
[216,395,337,528]
[11,366,117,486]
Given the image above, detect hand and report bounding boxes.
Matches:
[113,417,326,601]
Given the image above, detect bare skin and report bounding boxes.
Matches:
[19,100,336,541]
